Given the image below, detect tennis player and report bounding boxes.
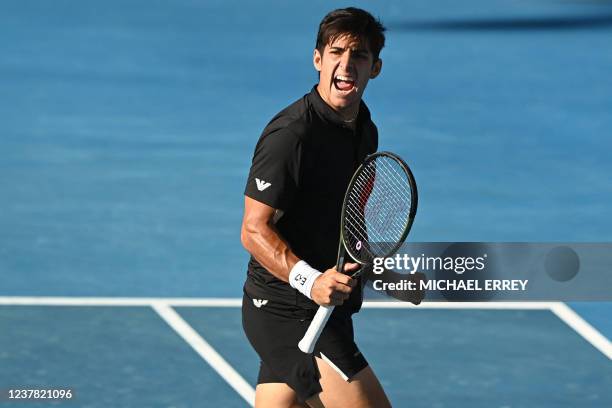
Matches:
[241,8,396,407]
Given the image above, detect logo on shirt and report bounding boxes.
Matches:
[255,178,271,191]
[252,299,268,308]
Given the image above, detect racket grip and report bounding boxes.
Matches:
[298,305,335,353]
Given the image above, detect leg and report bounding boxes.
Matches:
[306,358,392,408]
[255,383,308,408]
[242,296,323,405]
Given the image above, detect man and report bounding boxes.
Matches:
[241,8,391,408]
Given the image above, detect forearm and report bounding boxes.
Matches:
[241,219,300,282]
[240,197,355,305]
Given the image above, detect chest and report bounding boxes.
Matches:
[299,125,369,199]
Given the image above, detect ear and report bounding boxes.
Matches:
[370,58,382,79]
[313,49,322,72]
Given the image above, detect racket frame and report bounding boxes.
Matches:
[298,151,418,353]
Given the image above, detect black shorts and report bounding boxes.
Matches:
[242,292,369,402]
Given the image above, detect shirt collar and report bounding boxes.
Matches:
[308,85,371,129]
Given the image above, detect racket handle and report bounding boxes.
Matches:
[298,305,335,353]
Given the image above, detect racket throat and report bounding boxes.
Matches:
[336,240,346,271]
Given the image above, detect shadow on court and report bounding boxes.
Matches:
[388,13,612,31]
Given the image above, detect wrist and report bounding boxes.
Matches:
[289,260,322,300]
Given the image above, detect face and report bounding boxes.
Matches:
[313,34,382,119]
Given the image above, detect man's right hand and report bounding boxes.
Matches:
[310,263,359,306]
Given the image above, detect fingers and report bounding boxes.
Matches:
[328,293,348,306]
[343,262,362,281]
[310,268,357,306]
[343,262,360,272]
[332,275,354,291]
[331,269,357,288]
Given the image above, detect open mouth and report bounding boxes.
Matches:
[333,74,356,92]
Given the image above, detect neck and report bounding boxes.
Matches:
[331,101,360,122]
[339,107,359,122]
[314,85,361,122]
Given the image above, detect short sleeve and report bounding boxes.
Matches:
[244,129,302,210]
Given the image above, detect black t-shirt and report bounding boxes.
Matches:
[243,86,378,312]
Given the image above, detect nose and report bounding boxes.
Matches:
[339,50,354,70]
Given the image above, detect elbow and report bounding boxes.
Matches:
[240,223,252,252]
[240,219,259,253]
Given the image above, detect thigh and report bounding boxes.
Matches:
[307,360,391,408]
[256,383,308,408]
[242,294,322,402]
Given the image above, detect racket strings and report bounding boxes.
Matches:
[352,171,408,236]
[369,159,413,232]
[343,156,413,261]
[347,185,405,246]
[353,159,410,218]
[352,161,411,235]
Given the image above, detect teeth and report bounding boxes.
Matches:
[335,75,354,82]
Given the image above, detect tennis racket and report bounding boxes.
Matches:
[298,151,418,354]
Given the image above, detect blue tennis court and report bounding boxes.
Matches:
[1,0,611,406]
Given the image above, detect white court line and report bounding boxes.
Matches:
[0,297,550,309]
[0,296,609,359]
[549,302,612,360]
[0,297,241,307]
[363,301,554,310]
[151,302,255,407]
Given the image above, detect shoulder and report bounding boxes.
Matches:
[259,94,316,145]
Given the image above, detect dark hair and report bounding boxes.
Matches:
[315,7,386,61]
